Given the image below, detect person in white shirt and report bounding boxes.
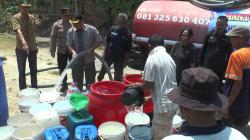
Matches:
[143,35,178,140]
[163,67,247,140]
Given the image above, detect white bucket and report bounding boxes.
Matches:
[29,103,53,116]
[18,98,40,113]
[20,88,40,99]
[98,121,126,140]
[53,100,74,117]
[7,113,34,128]
[172,115,183,129]
[12,124,43,140]
[125,111,150,130]
[33,110,60,129]
[40,91,60,104]
[0,126,15,140]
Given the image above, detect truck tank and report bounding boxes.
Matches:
[128,0,250,70]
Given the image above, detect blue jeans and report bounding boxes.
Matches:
[16,48,37,90]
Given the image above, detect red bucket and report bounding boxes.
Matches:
[88,81,127,127]
[123,74,153,113]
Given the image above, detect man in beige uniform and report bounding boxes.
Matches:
[12,0,40,90]
[50,8,72,91]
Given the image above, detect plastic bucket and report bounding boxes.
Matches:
[0,126,15,140]
[40,91,60,104]
[0,60,8,126]
[44,125,70,140]
[20,88,40,99]
[125,111,150,130]
[53,100,75,126]
[122,74,153,113]
[128,125,152,140]
[12,124,43,140]
[34,110,60,129]
[98,121,126,140]
[29,103,53,116]
[18,98,40,113]
[74,125,98,140]
[7,113,34,128]
[88,81,127,126]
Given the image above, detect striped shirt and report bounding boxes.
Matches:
[143,46,178,113]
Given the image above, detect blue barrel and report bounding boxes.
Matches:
[129,125,152,140]
[67,110,94,137]
[74,125,98,140]
[0,60,8,126]
[44,125,70,140]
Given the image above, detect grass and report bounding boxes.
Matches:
[0,33,16,56]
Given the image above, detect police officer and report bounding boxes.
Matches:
[50,8,72,91]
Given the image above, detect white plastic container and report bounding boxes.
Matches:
[19,88,40,99]
[125,111,150,130]
[172,115,183,129]
[29,103,53,116]
[40,91,60,104]
[33,110,60,129]
[12,124,43,140]
[18,98,40,112]
[7,113,34,128]
[0,126,15,140]
[53,100,74,116]
[98,121,126,140]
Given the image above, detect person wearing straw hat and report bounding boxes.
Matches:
[12,0,40,90]
[67,14,103,91]
[50,8,73,92]
[163,67,247,140]
[223,25,250,132]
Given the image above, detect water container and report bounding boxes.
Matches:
[67,110,94,137]
[12,124,43,140]
[53,100,75,126]
[74,125,98,140]
[88,81,127,127]
[34,110,60,129]
[0,126,15,140]
[98,121,126,140]
[0,60,8,126]
[123,74,153,114]
[40,90,60,104]
[44,125,70,140]
[7,113,34,128]
[128,125,152,140]
[29,103,53,116]
[20,88,40,99]
[125,111,150,130]
[121,86,145,106]
[18,98,40,113]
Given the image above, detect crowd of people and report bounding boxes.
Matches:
[11,1,250,140]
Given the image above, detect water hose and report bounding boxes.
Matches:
[191,0,248,9]
[26,51,112,88]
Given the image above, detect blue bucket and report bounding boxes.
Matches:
[74,125,98,140]
[0,60,8,126]
[44,125,70,140]
[129,125,152,140]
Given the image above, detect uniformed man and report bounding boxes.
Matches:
[12,0,40,90]
[50,8,72,91]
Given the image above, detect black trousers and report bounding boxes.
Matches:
[72,61,96,91]
[57,52,72,89]
[16,48,37,90]
[97,53,124,82]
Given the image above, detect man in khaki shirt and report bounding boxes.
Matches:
[50,8,72,92]
[12,1,39,90]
